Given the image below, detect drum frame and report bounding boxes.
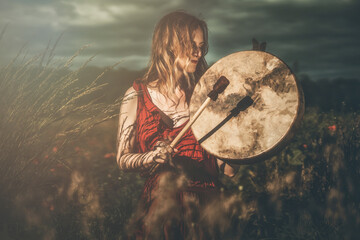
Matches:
[190,51,305,165]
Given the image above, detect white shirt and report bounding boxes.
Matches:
[147,87,190,127]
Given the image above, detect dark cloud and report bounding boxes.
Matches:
[204,0,360,78]
[0,0,359,79]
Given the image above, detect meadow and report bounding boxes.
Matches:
[0,45,359,239]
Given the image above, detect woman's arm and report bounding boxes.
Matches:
[116,87,173,170]
[217,159,240,178]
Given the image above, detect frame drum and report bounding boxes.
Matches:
[190,51,304,164]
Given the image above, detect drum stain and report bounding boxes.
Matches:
[248,120,263,155]
[218,120,263,158]
[223,93,243,111]
[240,64,296,112]
[242,66,295,97]
[260,66,294,93]
[252,96,265,111]
[208,93,243,113]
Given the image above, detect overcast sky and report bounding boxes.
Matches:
[0,0,358,80]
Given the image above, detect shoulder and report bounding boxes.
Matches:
[123,85,142,103]
[120,87,138,117]
[124,86,136,97]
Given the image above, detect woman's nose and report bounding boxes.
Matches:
[193,46,202,58]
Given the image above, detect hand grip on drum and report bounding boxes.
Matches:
[150,76,230,174]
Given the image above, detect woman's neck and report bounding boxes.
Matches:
[146,75,193,104]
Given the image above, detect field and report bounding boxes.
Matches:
[0,48,359,239]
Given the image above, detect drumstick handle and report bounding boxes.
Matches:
[170,97,212,148]
[149,97,212,175]
[170,76,229,147]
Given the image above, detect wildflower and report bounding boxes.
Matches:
[303,144,308,149]
[49,205,55,211]
[52,147,58,153]
[104,152,115,158]
[328,125,336,131]
[50,168,55,172]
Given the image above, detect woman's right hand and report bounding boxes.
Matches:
[152,140,177,164]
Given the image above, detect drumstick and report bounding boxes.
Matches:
[150,76,229,173]
[170,76,230,148]
[198,96,254,144]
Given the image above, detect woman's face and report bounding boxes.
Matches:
[178,28,205,73]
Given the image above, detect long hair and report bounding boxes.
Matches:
[141,11,208,100]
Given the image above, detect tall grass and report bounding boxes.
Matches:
[0,38,125,238]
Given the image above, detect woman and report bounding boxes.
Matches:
[116,11,238,239]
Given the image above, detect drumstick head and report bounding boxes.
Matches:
[207,76,230,101]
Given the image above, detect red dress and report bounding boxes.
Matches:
[132,81,221,239]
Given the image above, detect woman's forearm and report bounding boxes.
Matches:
[117,151,156,171]
[117,141,174,171]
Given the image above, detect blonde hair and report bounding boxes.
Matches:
[142,11,208,101]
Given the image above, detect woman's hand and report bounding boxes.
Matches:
[217,159,240,178]
[152,140,178,165]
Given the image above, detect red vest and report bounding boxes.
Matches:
[133,81,220,197]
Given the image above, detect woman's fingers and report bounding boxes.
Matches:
[154,157,166,164]
[152,139,179,165]
[153,151,170,164]
[153,141,172,164]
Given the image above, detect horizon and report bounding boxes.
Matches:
[1,0,359,80]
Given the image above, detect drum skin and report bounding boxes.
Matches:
[190,51,305,164]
